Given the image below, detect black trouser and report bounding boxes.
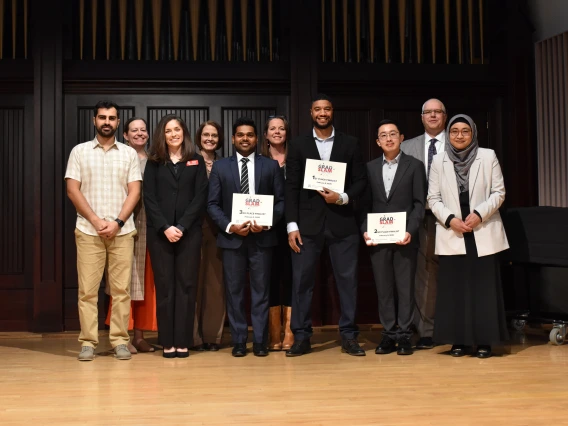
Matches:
[147,226,202,348]
[370,244,417,341]
[290,222,360,341]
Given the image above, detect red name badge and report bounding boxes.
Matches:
[187,160,198,166]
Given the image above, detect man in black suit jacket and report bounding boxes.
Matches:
[207,117,285,357]
[362,119,427,356]
[285,94,367,356]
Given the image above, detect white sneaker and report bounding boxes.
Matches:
[78,346,95,361]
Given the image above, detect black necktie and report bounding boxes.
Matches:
[427,138,437,178]
[240,157,249,194]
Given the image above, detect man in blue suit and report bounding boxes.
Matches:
[207,117,285,357]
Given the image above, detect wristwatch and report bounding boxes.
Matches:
[335,194,344,205]
[114,218,125,228]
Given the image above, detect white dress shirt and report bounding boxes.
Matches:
[226,152,256,233]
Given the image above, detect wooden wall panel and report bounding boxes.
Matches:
[147,107,209,145]
[0,289,32,331]
[222,107,276,156]
[0,108,24,275]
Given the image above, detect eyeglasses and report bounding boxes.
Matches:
[421,109,446,116]
[449,129,472,137]
[378,131,400,141]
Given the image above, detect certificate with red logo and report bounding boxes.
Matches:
[303,159,346,193]
[367,212,406,244]
[231,194,274,227]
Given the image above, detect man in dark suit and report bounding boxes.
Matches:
[400,98,447,349]
[285,94,367,357]
[362,119,427,355]
[207,117,285,357]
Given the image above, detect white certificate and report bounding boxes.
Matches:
[231,194,274,227]
[302,159,347,193]
[367,212,407,244]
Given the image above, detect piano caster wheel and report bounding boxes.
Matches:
[549,328,565,346]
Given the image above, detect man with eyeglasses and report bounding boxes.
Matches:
[285,94,367,357]
[400,98,447,350]
[362,119,426,355]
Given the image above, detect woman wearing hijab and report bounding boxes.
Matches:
[427,114,509,359]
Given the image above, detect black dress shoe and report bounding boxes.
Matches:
[232,343,247,357]
[450,344,466,357]
[285,340,311,357]
[375,336,396,354]
[341,339,366,356]
[397,338,414,355]
[203,343,220,351]
[253,343,269,357]
[475,345,492,359]
[416,336,434,349]
[190,344,205,352]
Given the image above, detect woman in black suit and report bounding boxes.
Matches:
[144,115,209,358]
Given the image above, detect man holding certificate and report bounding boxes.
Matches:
[285,94,367,357]
[362,119,427,356]
[207,117,285,357]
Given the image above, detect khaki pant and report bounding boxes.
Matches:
[75,228,136,348]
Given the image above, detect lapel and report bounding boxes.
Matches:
[254,155,263,193]
[304,133,322,160]
[230,155,241,193]
[442,152,460,207]
[468,153,482,195]
[418,137,426,165]
[387,152,410,200]
[371,158,388,201]
[167,161,182,181]
[329,131,342,162]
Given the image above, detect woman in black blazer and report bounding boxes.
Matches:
[144,114,209,358]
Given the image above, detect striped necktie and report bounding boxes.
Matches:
[240,157,250,194]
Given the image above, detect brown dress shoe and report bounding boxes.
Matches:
[282,306,294,350]
[268,306,282,351]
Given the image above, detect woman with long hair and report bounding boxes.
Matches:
[144,115,209,358]
[261,115,294,351]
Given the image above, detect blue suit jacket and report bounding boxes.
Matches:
[207,154,285,249]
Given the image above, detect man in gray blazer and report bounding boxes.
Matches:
[400,98,447,349]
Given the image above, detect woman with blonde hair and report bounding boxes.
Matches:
[262,115,294,351]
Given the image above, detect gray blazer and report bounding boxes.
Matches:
[401,133,447,168]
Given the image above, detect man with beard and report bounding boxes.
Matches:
[400,98,447,350]
[285,94,367,357]
[65,101,142,361]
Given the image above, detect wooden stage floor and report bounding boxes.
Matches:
[0,325,566,425]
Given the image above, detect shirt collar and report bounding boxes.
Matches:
[236,151,255,162]
[313,127,335,142]
[424,131,445,144]
[383,151,402,165]
[92,136,119,150]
